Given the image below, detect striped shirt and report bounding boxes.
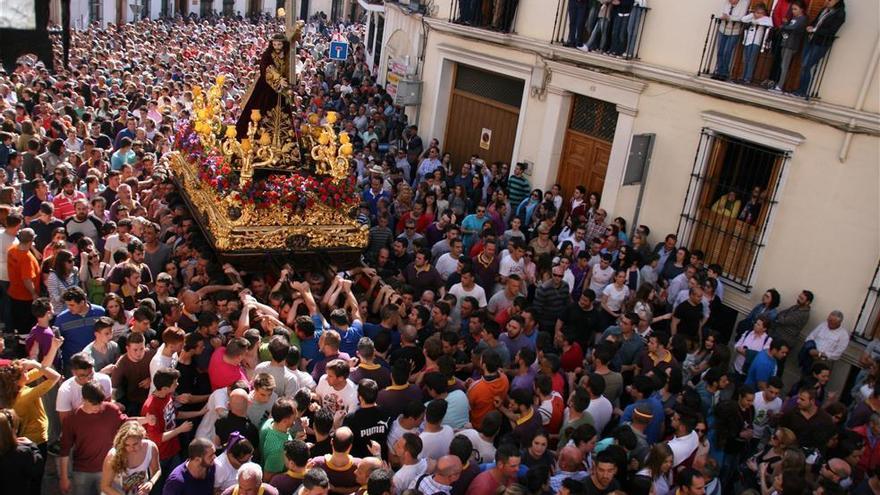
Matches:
[507,175,530,208]
[415,474,453,495]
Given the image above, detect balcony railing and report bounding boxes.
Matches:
[698,15,836,100]
[449,0,519,34]
[551,2,649,60]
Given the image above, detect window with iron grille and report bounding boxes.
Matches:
[454,64,525,109]
[676,129,789,291]
[89,0,102,24]
[855,261,880,340]
[569,95,617,142]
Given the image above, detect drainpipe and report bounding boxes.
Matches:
[838,33,880,162]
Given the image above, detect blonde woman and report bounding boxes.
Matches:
[101,421,161,495]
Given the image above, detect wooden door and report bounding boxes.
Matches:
[557,129,611,200]
[444,92,519,169]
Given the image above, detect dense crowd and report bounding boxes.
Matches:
[0,10,874,495]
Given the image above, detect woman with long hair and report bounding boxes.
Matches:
[0,409,43,494]
[600,269,631,329]
[79,242,112,305]
[100,421,161,495]
[744,428,798,493]
[46,249,79,314]
[516,189,543,228]
[636,443,674,495]
[660,246,689,283]
[684,330,720,384]
[0,338,62,495]
[734,288,781,340]
[103,293,132,339]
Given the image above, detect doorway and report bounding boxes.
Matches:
[443,63,523,170]
[556,95,618,200]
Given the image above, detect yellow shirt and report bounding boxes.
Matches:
[14,369,55,444]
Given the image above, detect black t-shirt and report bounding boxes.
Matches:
[116,328,159,349]
[342,406,391,458]
[308,437,332,458]
[673,300,704,338]
[0,443,42,493]
[584,477,620,495]
[560,303,602,349]
[215,412,260,455]
[390,345,426,374]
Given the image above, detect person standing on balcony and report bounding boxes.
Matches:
[773,1,808,92]
[794,0,846,97]
[625,0,648,58]
[609,0,635,57]
[712,0,751,81]
[583,0,613,52]
[737,4,774,84]
[567,0,591,47]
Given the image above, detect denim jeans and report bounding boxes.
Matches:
[567,0,589,46]
[625,7,643,57]
[796,43,829,96]
[587,17,609,50]
[609,14,630,55]
[741,44,761,82]
[714,32,739,78]
[459,0,476,23]
[72,471,103,495]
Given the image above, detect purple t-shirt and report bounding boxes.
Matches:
[25,325,54,361]
[511,368,536,393]
[163,462,215,495]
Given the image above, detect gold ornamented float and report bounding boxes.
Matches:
[169,75,367,267]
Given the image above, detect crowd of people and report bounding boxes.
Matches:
[0,10,875,495]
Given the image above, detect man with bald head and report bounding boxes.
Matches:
[549,445,589,493]
[353,457,384,494]
[309,426,361,495]
[215,388,259,449]
[414,455,462,495]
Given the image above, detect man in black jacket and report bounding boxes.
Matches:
[795,0,847,97]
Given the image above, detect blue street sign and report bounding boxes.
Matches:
[329,41,349,61]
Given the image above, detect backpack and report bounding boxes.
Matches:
[741,330,770,374]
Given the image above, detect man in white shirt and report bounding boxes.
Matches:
[149,327,183,393]
[435,239,463,281]
[386,402,425,464]
[419,399,454,460]
[57,352,113,422]
[498,241,526,287]
[0,213,21,331]
[667,408,700,468]
[802,310,850,373]
[393,433,428,495]
[315,359,359,414]
[585,373,614,434]
[255,336,301,398]
[456,411,501,464]
[752,377,783,443]
[448,267,487,320]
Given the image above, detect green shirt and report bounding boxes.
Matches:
[260,419,292,474]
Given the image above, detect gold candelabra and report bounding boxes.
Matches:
[221,110,277,186]
[301,111,352,182]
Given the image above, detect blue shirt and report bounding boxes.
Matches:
[744,350,778,388]
[55,304,106,368]
[335,320,365,356]
[301,314,325,370]
[621,396,665,443]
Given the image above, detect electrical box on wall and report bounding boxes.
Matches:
[395,79,422,106]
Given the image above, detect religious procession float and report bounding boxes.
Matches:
[168,21,367,268]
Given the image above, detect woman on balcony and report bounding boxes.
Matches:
[772,0,808,92]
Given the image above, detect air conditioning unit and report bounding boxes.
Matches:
[395,79,422,106]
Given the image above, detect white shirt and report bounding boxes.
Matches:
[457,428,496,464]
[637,468,672,495]
[741,13,774,46]
[195,388,230,443]
[419,425,455,460]
[292,368,316,390]
[667,430,699,467]
[394,458,427,495]
[448,283,488,309]
[589,265,614,294]
[752,390,782,438]
[214,452,240,492]
[806,323,851,361]
[56,373,112,413]
[0,230,18,281]
[316,375,359,414]
[435,253,459,281]
[499,253,525,279]
[148,345,178,393]
[586,396,614,433]
[733,330,772,374]
[387,416,422,454]
[602,284,630,313]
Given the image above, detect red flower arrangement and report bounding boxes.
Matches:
[174,121,358,216]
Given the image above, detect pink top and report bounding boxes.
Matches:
[208,347,247,390]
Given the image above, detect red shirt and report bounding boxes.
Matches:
[208,347,247,390]
[560,342,584,373]
[142,393,179,461]
[60,402,128,472]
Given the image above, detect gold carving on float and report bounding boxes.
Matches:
[174,75,366,253]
